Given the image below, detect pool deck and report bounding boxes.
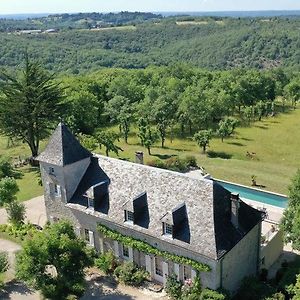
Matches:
[242,198,284,225]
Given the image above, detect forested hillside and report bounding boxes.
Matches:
[0,15,299,73]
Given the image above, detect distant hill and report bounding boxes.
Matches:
[0,13,299,73]
[160,10,300,18]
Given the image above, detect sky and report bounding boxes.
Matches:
[0,0,299,14]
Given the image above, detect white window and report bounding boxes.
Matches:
[163,223,173,236]
[155,257,163,277]
[125,210,134,223]
[122,245,129,258]
[88,198,94,209]
[84,229,95,247]
[54,184,61,197]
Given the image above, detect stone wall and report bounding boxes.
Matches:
[68,207,219,289]
[221,223,261,292]
[260,229,283,270]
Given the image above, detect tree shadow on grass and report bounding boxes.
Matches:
[151,154,177,160]
[207,151,232,159]
[255,125,268,130]
[227,142,245,147]
[238,137,253,141]
[153,146,185,152]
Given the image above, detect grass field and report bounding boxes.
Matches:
[0,106,299,201]
[94,108,300,195]
[0,138,45,202]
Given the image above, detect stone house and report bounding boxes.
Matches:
[37,123,264,292]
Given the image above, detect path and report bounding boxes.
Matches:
[0,196,46,226]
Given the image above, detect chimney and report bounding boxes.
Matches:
[230,193,240,229]
[135,151,144,164]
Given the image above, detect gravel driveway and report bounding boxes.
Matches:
[0,196,46,226]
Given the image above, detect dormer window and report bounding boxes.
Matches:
[163,222,173,236]
[124,210,134,223]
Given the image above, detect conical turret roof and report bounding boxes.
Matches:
[37,123,92,166]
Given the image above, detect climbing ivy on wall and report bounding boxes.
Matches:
[97,224,211,272]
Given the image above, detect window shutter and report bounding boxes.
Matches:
[145,255,152,274]
[174,263,180,280]
[75,226,81,237]
[89,231,94,247]
[99,237,104,253]
[57,185,61,196]
[163,261,169,283]
[191,268,197,280]
[128,247,133,262]
[114,241,119,257]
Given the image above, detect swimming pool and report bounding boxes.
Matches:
[214,179,288,208]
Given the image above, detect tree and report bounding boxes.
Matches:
[96,131,123,157]
[0,177,19,206]
[217,118,238,142]
[0,55,65,158]
[281,170,300,250]
[77,133,98,152]
[16,221,93,300]
[0,156,19,179]
[137,117,148,146]
[194,130,212,153]
[144,128,159,155]
[137,118,158,154]
[106,95,134,144]
[152,95,175,148]
[6,200,26,225]
[284,79,300,109]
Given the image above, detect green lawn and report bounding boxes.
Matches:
[0,138,45,202]
[1,107,299,200]
[95,108,300,195]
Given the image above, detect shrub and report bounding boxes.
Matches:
[265,292,285,300]
[94,251,119,274]
[200,289,226,300]
[236,276,276,300]
[114,261,148,286]
[146,159,165,169]
[184,156,197,168]
[0,252,8,273]
[181,276,202,300]
[165,274,183,299]
[165,157,188,172]
[0,223,37,241]
[260,268,268,282]
[5,200,26,225]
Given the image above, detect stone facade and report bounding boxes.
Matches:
[220,223,261,291]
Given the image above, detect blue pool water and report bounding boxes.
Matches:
[215,180,288,208]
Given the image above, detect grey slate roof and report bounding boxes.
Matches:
[68,155,263,260]
[37,123,92,166]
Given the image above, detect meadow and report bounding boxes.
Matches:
[95,107,300,195]
[0,106,299,201]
